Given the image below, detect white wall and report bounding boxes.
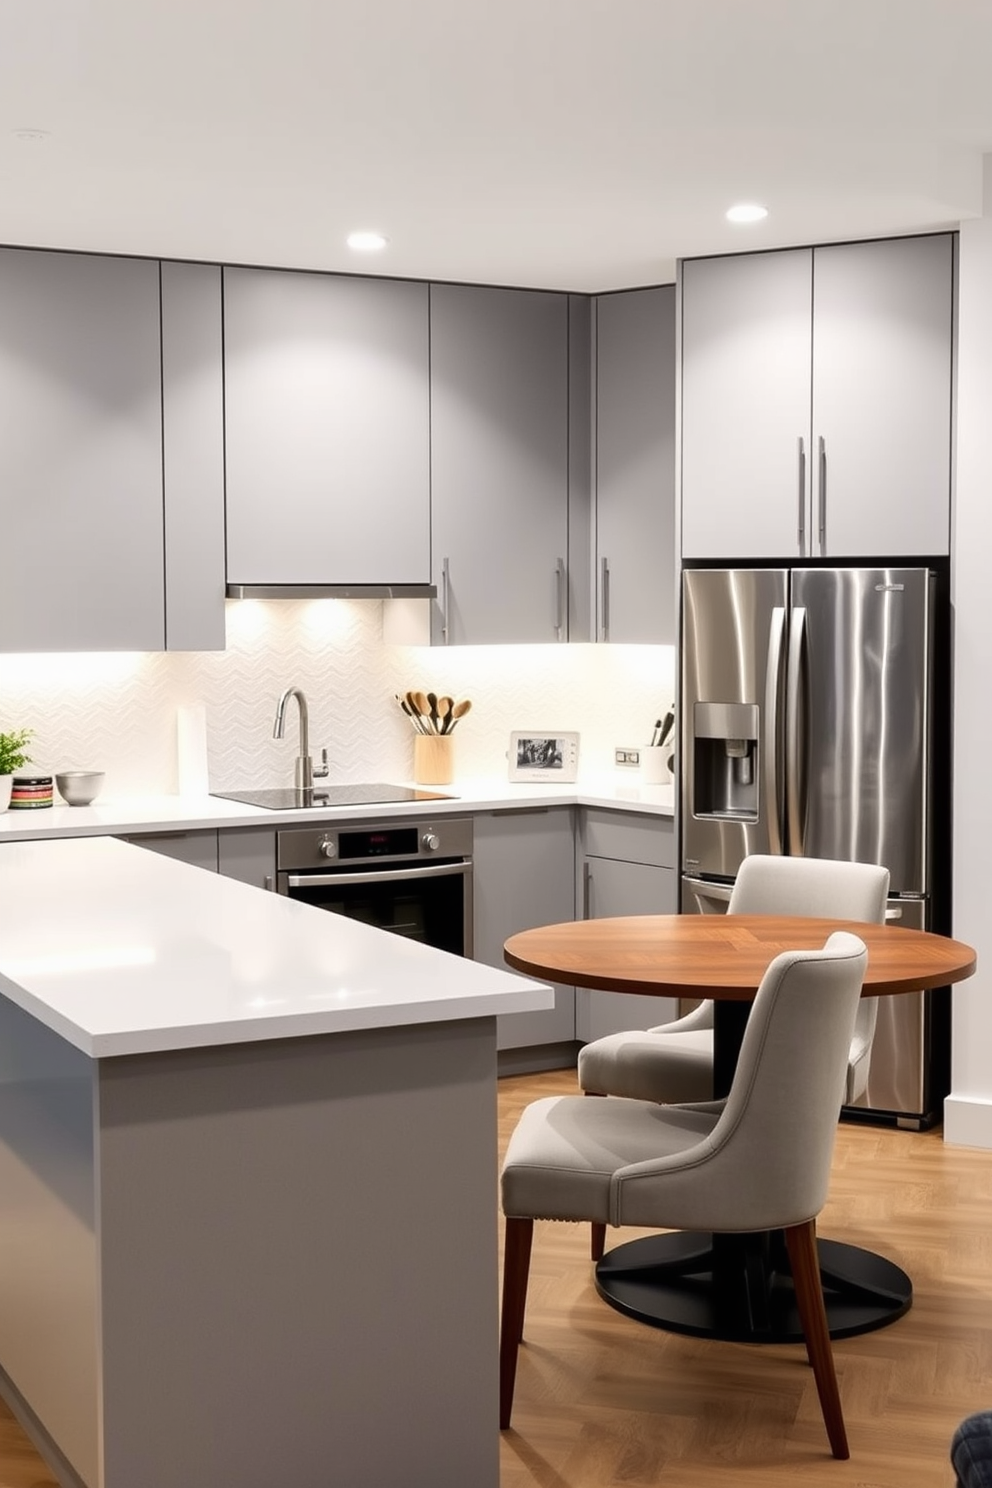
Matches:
[0,601,674,799]
[946,212,992,1147]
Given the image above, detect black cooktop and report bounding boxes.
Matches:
[212,784,455,811]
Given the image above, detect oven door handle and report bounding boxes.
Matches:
[286,862,472,889]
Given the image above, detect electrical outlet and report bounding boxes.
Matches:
[614,747,641,767]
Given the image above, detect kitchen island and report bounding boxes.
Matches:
[0,835,552,1488]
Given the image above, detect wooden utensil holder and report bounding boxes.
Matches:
[414,734,454,786]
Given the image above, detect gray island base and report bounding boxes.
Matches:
[0,1000,501,1488]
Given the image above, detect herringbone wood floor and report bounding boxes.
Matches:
[499,1069,991,1488]
[0,1067,987,1486]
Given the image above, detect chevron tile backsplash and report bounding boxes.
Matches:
[0,602,674,797]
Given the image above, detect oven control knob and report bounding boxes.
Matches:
[318,836,337,859]
[421,832,441,852]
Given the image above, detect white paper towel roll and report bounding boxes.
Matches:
[176,704,210,795]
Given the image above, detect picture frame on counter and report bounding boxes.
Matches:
[508,731,579,783]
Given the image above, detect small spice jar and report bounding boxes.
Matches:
[9,774,54,809]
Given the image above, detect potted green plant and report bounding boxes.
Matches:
[0,728,33,813]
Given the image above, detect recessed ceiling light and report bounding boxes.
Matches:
[347,231,388,253]
[12,129,51,144]
[726,203,768,224]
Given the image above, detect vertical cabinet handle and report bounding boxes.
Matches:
[817,436,827,554]
[600,556,611,642]
[797,436,806,555]
[441,556,451,645]
[583,860,592,919]
[555,557,566,641]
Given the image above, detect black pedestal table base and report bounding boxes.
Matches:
[595,1230,912,1343]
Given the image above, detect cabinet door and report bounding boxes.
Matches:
[224,268,430,585]
[217,828,276,891]
[681,248,813,561]
[0,249,165,651]
[595,286,676,644]
[124,832,219,871]
[161,262,226,651]
[472,809,575,1050]
[430,284,569,644]
[576,810,678,1041]
[811,234,953,558]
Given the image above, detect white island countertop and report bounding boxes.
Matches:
[0,835,552,1058]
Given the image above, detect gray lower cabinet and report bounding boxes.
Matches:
[472,807,576,1053]
[594,286,676,644]
[124,827,275,887]
[217,827,277,891]
[123,831,220,872]
[223,267,431,586]
[576,808,678,1041]
[430,283,571,644]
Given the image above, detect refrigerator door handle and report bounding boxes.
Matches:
[683,876,734,912]
[817,435,827,554]
[786,605,807,855]
[764,605,787,856]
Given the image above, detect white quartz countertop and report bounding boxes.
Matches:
[0,836,553,1058]
[0,776,674,841]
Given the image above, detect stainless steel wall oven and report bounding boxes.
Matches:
[276,817,473,957]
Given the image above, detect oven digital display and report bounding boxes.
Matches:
[338,827,419,859]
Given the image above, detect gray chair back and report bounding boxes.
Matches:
[729,855,888,1104]
[728,853,890,921]
[612,932,869,1234]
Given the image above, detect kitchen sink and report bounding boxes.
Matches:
[211,784,456,811]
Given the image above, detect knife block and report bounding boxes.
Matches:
[414,734,454,786]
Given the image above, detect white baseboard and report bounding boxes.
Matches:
[943,1094,992,1150]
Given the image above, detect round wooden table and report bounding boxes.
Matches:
[504,913,977,1345]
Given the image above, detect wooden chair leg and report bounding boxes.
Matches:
[584,1091,607,1260]
[500,1216,534,1430]
[784,1219,849,1460]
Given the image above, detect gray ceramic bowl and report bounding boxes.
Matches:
[55,770,105,807]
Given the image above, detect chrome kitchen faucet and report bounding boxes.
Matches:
[273,686,329,791]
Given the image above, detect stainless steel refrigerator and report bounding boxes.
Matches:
[680,565,949,1129]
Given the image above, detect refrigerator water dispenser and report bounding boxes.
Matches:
[692,702,759,820]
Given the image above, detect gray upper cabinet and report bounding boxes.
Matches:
[161,262,226,651]
[594,286,676,644]
[810,235,953,558]
[0,249,166,652]
[681,234,953,560]
[430,283,570,644]
[223,268,431,586]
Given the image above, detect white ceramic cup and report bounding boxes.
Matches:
[641,747,672,785]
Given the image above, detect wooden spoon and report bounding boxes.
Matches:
[397,694,428,734]
[445,698,472,733]
[412,690,433,733]
[436,696,453,732]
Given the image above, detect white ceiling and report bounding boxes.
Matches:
[2,0,992,293]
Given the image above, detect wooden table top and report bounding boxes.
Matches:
[503,914,977,1002]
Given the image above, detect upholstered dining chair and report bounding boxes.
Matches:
[578,854,889,1258]
[500,931,869,1460]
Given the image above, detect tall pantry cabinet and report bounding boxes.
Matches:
[680,233,954,560]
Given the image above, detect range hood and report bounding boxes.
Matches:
[226,583,436,601]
